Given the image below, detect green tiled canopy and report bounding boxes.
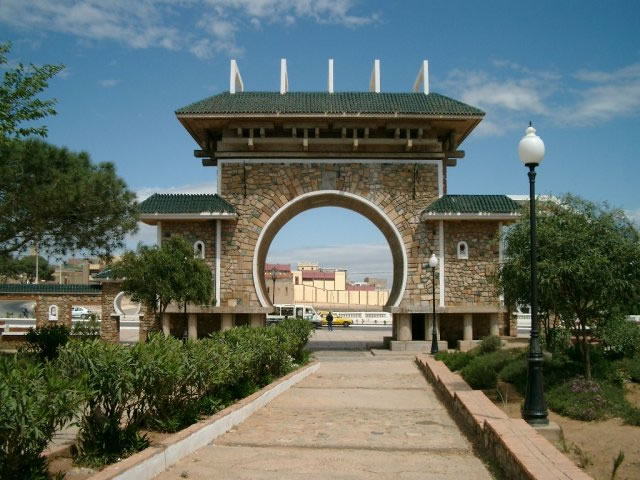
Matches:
[424,195,521,215]
[139,194,236,215]
[0,284,102,294]
[176,92,485,116]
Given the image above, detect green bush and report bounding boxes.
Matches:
[477,335,502,354]
[0,355,86,480]
[57,340,148,467]
[613,357,640,383]
[24,324,71,362]
[599,318,640,359]
[547,376,623,421]
[71,316,101,340]
[498,356,528,393]
[461,350,518,390]
[434,351,475,371]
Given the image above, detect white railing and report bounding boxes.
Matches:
[0,317,36,335]
[516,313,531,337]
[335,311,392,326]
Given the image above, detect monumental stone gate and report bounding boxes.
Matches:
[135,60,520,350]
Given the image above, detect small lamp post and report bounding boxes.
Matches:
[429,253,439,354]
[270,267,278,305]
[519,123,549,425]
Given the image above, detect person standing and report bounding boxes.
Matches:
[327,311,334,331]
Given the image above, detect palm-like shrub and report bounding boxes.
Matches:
[0,355,86,479]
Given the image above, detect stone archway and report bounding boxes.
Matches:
[252,190,408,307]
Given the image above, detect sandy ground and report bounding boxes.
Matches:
[494,382,640,480]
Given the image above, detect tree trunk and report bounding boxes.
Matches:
[581,322,592,381]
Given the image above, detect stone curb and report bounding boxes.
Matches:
[85,360,320,480]
[415,354,592,480]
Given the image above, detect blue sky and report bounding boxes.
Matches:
[1,1,639,283]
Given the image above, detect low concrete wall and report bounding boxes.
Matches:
[416,354,592,480]
[86,360,320,480]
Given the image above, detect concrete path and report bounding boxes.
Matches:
[156,353,493,480]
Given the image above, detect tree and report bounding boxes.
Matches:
[0,138,139,257]
[498,194,640,380]
[112,236,213,334]
[13,255,55,283]
[0,42,64,143]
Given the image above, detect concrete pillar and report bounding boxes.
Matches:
[221,313,233,331]
[188,313,198,340]
[426,314,440,341]
[397,313,412,341]
[162,313,170,337]
[250,313,264,328]
[463,313,473,341]
[490,313,500,337]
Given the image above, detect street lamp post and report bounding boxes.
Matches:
[519,123,548,425]
[429,253,439,354]
[270,267,278,305]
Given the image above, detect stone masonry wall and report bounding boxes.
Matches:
[220,161,441,307]
[161,221,217,272]
[100,282,121,343]
[0,293,101,330]
[443,221,500,306]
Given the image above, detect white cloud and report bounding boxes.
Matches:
[444,61,640,136]
[0,0,376,59]
[626,208,640,226]
[98,78,120,87]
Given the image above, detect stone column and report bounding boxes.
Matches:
[426,314,440,341]
[188,313,198,340]
[490,313,500,337]
[463,313,473,341]
[250,313,264,328]
[162,313,170,336]
[392,315,398,340]
[221,313,233,331]
[396,313,411,341]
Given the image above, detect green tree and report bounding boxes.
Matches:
[0,138,138,257]
[14,255,55,283]
[498,194,640,380]
[113,236,213,334]
[0,42,63,143]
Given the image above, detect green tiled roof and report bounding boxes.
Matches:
[92,269,114,280]
[424,195,521,214]
[139,194,236,215]
[0,284,102,294]
[176,92,485,116]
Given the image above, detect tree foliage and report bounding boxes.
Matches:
[0,42,63,143]
[498,194,640,379]
[113,236,213,331]
[0,254,55,283]
[0,138,139,257]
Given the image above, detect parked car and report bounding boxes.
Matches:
[267,304,323,329]
[71,306,90,319]
[321,315,351,328]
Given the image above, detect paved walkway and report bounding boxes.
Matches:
[157,353,493,480]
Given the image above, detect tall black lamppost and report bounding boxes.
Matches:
[519,123,548,425]
[429,253,439,354]
[270,267,278,304]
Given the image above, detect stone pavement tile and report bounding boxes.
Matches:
[158,445,493,480]
[300,360,427,389]
[268,387,444,411]
[217,407,467,451]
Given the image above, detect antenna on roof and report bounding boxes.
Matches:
[413,60,429,94]
[328,58,334,93]
[280,58,289,94]
[369,59,380,93]
[229,59,243,94]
